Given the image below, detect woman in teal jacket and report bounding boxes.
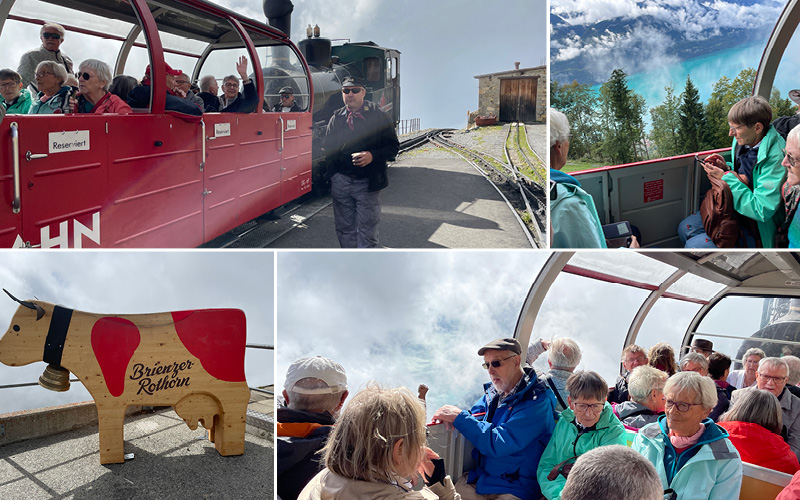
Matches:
[632,372,742,500]
[537,371,626,500]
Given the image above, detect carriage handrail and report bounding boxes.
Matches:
[10,122,20,214]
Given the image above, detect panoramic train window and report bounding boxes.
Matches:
[636,298,703,355]
[364,56,381,82]
[695,295,800,366]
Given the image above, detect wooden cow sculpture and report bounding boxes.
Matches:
[0,290,250,464]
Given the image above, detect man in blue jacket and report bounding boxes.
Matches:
[433,338,558,500]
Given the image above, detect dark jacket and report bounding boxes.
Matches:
[322,100,399,192]
[272,101,302,112]
[197,91,219,112]
[277,407,336,500]
[613,400,661,429]
[452,367,558,500]
[608,374,629,404]
[709,382,732,422]
[219,80,257,113]
[127,85,202,121]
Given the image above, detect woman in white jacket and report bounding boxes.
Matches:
[298,385,460,500]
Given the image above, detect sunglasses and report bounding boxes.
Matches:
[76,72,93,81]
[280,93,292,98]
[481,354,516,370]
[342,88,362,94]
[783,148,797,168]
[42,32,62,40]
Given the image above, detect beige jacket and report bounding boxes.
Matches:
[298,469,460,500]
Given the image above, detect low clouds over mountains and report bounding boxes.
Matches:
[550,0,784,84]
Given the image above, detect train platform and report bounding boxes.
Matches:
[261,129,538,249]
[0,389,274,499]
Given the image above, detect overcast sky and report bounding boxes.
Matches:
[275,251,708,419]
[1,0,545,130]
[0,251,274,414]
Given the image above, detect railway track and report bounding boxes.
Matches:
[430,130,545,248]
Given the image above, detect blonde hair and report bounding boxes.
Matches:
[322,385,426,482]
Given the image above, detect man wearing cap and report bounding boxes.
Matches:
[278,356,348,500]
[18,22,73,94]
[272,86,302,112]
[127,62,202,119]
[433,338,557,500]
[322,76,399,248]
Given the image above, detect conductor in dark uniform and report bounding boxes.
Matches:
[322,77,399,248]
[272,86,302,112]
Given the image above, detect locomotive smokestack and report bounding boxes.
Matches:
[263,0,294,38]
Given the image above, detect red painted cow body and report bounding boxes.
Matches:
[0,296,250,464]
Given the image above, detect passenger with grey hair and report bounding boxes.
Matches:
[633,371,742,499]
[727,347,765,389]
[278,356,348,500]
[72,59,131,114]
[614,365,667,429]
[18,22,73,93]
[778,123,800,247]
[537,371,627,500]
[719,388,800,474]
[783,355,800,398]
[608,344,649,404]
[549,107,607,248]
[28,60,73,114]
[526,337,582,412]
[749,356,800,461]
[680,352,709,376]
[197,74,220,112]
[561,445,662,500]
[173,72,204,110]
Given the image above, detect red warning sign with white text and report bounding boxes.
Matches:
[644,179,663,203]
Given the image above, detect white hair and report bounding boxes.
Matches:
[561,445,662,500]
[549,337,582,370]
[628,365,668,404]
[549,107,570,147]
[664,371,718,410]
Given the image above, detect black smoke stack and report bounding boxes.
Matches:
[263,0,294,38]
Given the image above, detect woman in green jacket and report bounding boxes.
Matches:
[537,371,627,500]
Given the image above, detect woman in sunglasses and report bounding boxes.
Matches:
[71,59,131,114]
[632,371,742,500]
[298,385,460,500]
[536,371,627,500]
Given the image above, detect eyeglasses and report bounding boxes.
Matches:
[34,71,54,78]
[783,148,797,168]
[342,88,362,94]
[0,82,19,89]
[76,72,92,81]
[758,373,787,384]
[41,32,62,40]
[175,79,189,85]
[223,82,239,88]
[280,93,292,98]
[482,354,516,370]
[573,402,604,413]
[664,399,703,412]
[729,124,748,132]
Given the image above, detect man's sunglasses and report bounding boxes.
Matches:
[342,88,362,94]
[481,354,516,370]
[280,93,292,98]
[42,32,62,40]
[76,72,92,81]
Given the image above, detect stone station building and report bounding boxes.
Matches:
[472,63,546,125]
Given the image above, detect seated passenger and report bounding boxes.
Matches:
[719,388,800,475]
[218,56,257,113]
[272,86,302,112]
[197,75,219,112]
[432,337,557,500]
[109,75,137,102]
[648,341,677,376]
[681,352,728,421]
[537,371,627,500]
[28,61,73,114]
[690,338,714,358]
[751,357,800,462]
[560,445,662,500]
[0,69,32,114]
[708,352,736,421]
[18,22,73,93]
[526,337,582,412]
[127,62,202,120]
[613,365,667,430]
[632,372,743,499]
[781,124,800,248]
[0,102,5,124]
[679,96,786,248]
[174,71,204,110]
[298,385,460,500]
[784,355,800,398]
[72,59,131,114]
[549,108,607,248]
[608,344,649,404]
[727,347,765,389]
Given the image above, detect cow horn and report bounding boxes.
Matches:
[3,289,45,320]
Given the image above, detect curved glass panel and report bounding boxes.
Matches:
[666,273,726,301]
[569,252,676,287]
[635,298,703,355]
